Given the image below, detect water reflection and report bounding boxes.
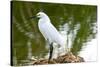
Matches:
[12,1,97,65]
[59,22,80,51]
[27,39,32,59]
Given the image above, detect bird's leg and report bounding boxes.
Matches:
[48,42,53,61]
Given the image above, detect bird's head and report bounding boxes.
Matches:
[36,12,48,19]
[30,12,50,21]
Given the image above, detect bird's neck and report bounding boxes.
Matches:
[39,16,51,23]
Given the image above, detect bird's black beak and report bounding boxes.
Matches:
[29,16,37,19]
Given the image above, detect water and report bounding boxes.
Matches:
[79,38,97,62]
[11,1,97,65]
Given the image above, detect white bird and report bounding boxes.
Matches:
[31,12,67,60]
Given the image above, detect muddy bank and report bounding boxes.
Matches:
[32,52,84,65]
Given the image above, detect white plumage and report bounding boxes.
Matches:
[37,12,65,45]
[36,12,67,59]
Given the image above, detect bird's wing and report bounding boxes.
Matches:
[45,22,65,44]
[38,20,65,45]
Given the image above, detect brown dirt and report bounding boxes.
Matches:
[32,52,84,65]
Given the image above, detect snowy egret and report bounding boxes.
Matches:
[30,12,67,60]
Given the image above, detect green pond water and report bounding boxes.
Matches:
[11,1,97,66]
